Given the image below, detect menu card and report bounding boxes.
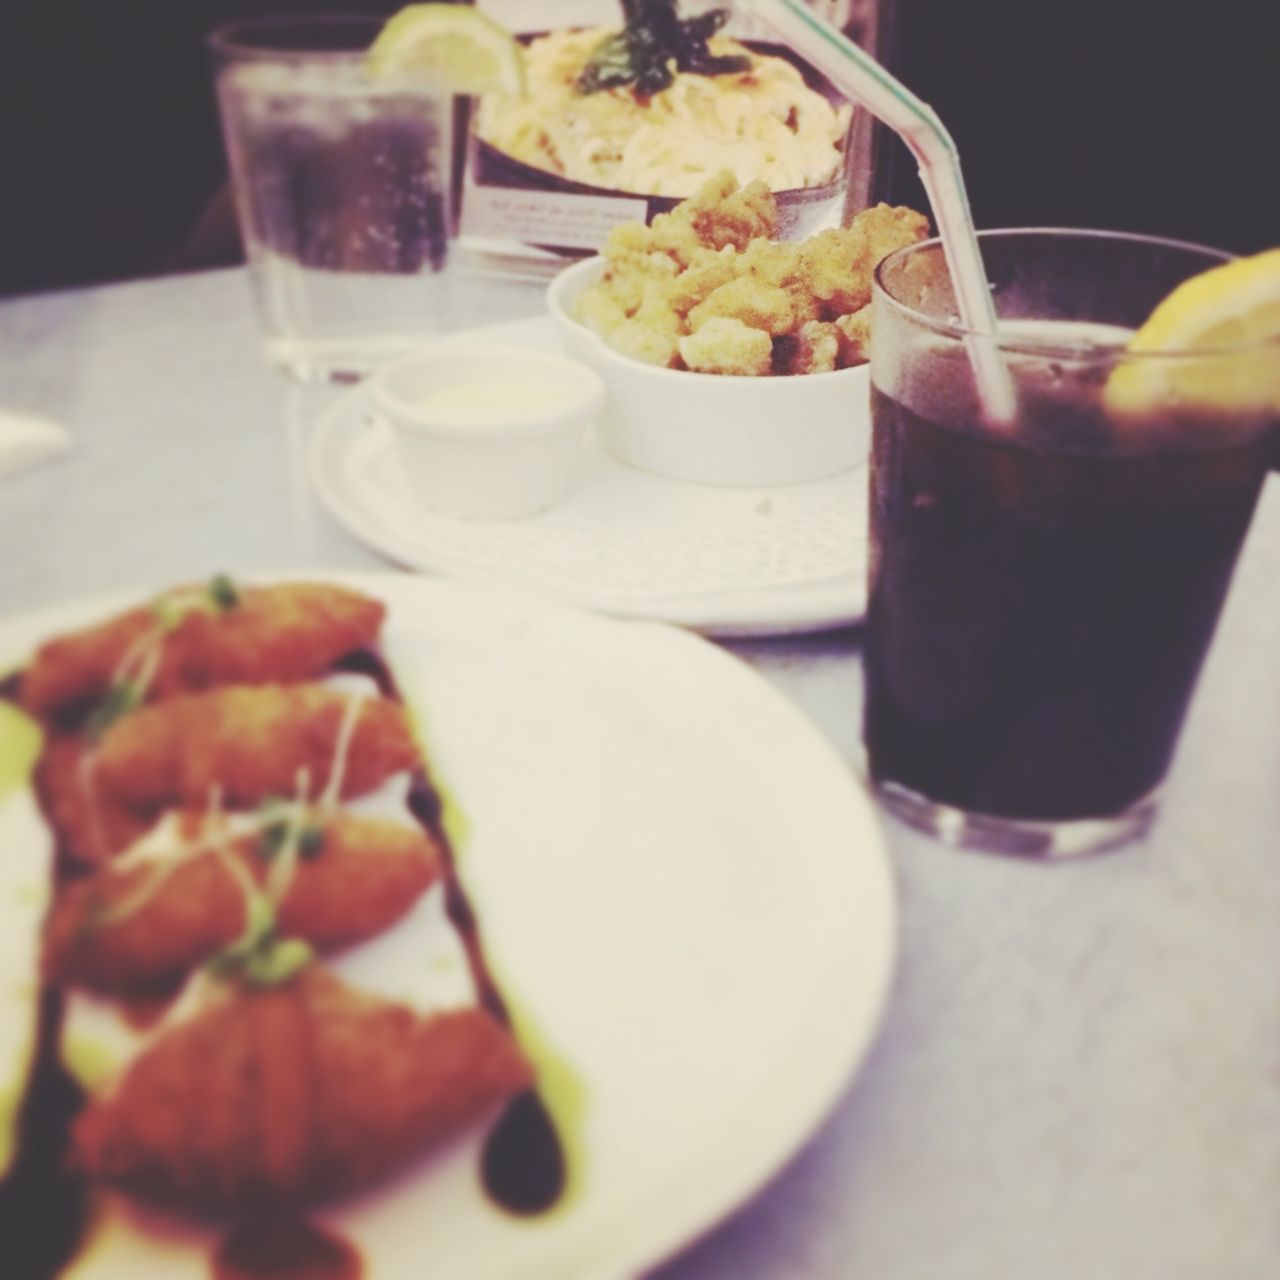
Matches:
[459,0,878,275]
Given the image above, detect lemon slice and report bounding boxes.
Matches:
[1104,248,1280,419]
[366,4,525,95]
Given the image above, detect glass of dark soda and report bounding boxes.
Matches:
[864,230,1278,856]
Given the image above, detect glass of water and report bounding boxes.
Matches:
[209,15,455,383]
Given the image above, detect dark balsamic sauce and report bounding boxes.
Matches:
[213,1217,361,1280]
[309,649,566,1213]
[479,1091,566,1216]
[0,986,91,1280]
[406,776,567,1216]
[0,672,94,1278]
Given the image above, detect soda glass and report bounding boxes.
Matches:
[209,15,454,382]
[864,229,1278,856]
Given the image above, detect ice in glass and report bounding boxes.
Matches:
[210,16,454,382]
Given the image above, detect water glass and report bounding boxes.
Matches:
[209,15,455,383]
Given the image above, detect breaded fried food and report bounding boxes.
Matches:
[92,684,418,811]
[575,171,928,375]
[44,816,441,993]
[834,305,874,366]
[71,968,533,1211]
[679,318,773,377]
[688,276,797,336]
[800,204,930,318]
[35,732,153,867]
[776,320,841,376]
[21,581,385,721]
[679,172,778,253]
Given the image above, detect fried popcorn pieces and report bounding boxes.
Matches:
[575,171,929,376]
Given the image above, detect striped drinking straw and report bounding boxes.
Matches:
[745,0,1017,426]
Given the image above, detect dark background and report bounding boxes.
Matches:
[0,0,1274,298]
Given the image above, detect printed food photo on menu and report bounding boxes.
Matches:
[460,0,882,267]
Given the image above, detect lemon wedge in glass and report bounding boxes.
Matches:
[366,4,525,95]
[1104,248,1280,419]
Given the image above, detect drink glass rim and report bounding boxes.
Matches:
[207,13,385,62]
[873,226,1279,362]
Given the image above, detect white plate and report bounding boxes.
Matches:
[308,318,867,639]
[0,574,894,1280]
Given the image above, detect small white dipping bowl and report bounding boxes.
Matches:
[547,256,871,488]
[372,342,605,521]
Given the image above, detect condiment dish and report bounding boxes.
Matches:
[372,342,604,521]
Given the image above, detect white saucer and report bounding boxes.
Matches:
[308,317,867,637]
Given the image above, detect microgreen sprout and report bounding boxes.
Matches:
[84,679,144,743]
[204,852,314,988]
[208,573,241,611]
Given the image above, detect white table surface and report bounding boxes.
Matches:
[2,266,1278,1280]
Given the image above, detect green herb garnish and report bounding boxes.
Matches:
[151,595,185,632]
[205,892,314,988]
[84,679,144,743]
[578,0,751,97]
[255,798,326,862]
[208,573,241,611]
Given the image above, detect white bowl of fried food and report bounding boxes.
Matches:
[547,172,929,487]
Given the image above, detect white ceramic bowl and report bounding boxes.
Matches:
[372,342,605,521]
[546,256,871,488]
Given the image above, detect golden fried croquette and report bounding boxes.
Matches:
[93,684,418,811]
[679,318,774,376]
[35,732,152,866]
[22,582,385,722]
[71,968,533,1211]
[688,276,797,337]
[44,815,441,993]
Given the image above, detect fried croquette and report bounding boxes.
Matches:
[44,816,442,993]
[35,732,153,866]
[21,582,385,722]
[71,968,533,1211]
[574,171,928,375]
[92,684,419,811]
